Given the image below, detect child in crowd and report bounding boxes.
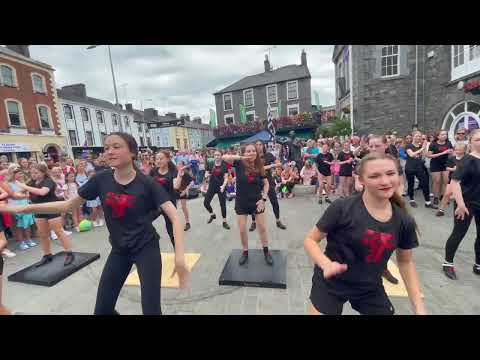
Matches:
[50,166,72,238]
[225,174,236,201]
[64,172,82,232]
[85,170,104,227]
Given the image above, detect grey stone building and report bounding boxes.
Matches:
[214,50,311,126]
[333,45,480,141]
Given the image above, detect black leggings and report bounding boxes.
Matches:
[204,184,227,219]
[445,203,480,264]
[94,240,162,315]
[406,167,430,202]
[251,179,280,222]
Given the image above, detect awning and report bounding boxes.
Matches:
[240,130,274,144]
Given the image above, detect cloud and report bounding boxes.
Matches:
[29,45,335,123]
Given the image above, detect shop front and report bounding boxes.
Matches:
[0,135,68,163]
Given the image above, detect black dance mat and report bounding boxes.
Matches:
[8,251,100,287]
[218,249,287,289]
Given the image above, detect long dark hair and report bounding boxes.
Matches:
[357,152,419,234]
[240,143,265,177]
[157,150,177,173]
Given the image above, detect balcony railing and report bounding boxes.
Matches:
[213,113,322,138]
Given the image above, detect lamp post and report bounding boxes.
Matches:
[86,45,120,106]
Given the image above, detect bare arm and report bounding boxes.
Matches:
[173,171,182,190]
[18,183,50,196]
[0,196,85,215]
[262,177,269,199]
[221,154,242,164]
[396,249,426,314]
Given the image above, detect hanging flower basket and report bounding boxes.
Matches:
[464,79,480,94]
[342,105,351,114]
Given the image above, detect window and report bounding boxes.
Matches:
[451,45,480,80]
[243,89,254,107]
[68,130,78,146]
[63,104,73,120]
[287,104,299,116]
[38,105,51,128]
[96,111,104,124]
[176,138,181,149]
[140,137,145,147]
[138,123,143,133]
[246,110,255,122]
[6,100,22,126]
[32,74,46,94]
[157,136,160,144]
[80,108,89,122]
[112,114,119,126]
[85,131,94,146]
[381,45,399,77]
[100,132,107,145]
[0,65,16,87]
[223,93,233,111]
[183,139,188,149]
[287,81,299,100]
[124,116,129,127]
[266,84,277,103]
[224,114,234,124]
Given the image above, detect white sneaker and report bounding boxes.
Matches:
[50,231,58,240]
[64,230,73,236]
[2,248,16,258]
[93,220,102,227]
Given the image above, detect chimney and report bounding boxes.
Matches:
[144,108,156,120]
[116,104,123,109]
[166,112,177,119]
[264,54,271,72]
[61,84,87,98]
[154,109,158,118]
[125,103,133,112]
[6,45,30,58]
[301,49,307,66]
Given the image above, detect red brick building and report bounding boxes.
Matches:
[0,45,67,162]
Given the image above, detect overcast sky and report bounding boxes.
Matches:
[30,45,335,124]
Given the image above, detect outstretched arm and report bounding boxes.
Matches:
[0,196,85,215]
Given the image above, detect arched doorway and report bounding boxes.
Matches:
[43,144,60,163]
[442,101,480,145]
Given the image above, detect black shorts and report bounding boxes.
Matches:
[0,255,4,275]
[318,169,331,177]
[339,170,352,177]
[309,274,394,315]
[430,163,447,173]
[235,199,265,216]
[35,214,62,220]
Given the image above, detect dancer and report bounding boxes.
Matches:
[442,129,480,280]
[1,133,189,315]
[436,143,467,217]
[337,142,354,197]
[150,150,178,247]
[222,144,274,266]
[249,141,286,232]
[175,161,193,231]
[203,150,230,230]
[405,131,433,208]
[315,143,333,204]
[304,152,426,315]
[14,163,74,266]
[427,130,453,209]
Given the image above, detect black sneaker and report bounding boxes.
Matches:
[382,268,399,284]
[436,209,445,217]
[473,264,480,275]
[249,222,256,232]
[409,201,418,208]
[64,252,75,266]
[184,223,191,231]
[207,214,216,224]
[222,222,230,230]
[264,251,274,266]
[276,221,286,230]
[443,265,457,280]
[35,254,53,268]
[318,198,322,204]
[325,197,332,204]
[238,251,248,266]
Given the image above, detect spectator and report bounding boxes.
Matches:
[64,172,81,232]
[300,160,317,186]
[281,163,296,198]
[85,170,104,227]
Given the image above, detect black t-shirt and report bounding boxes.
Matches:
[405,144,425,171]
[428,141,452,169]
[149,167,178,202]
[79,169,170,252]
[451,154,480,208]
[233,159,266,202]
[28,178,59,203]
[385,144,399,159]
[94,165,111,173]
[446,156,463,181]
[207,161,228,188]
[316,152,334,174]
[178,172,194,192]
[338,151,354,173]
[315,195,418,296]
[262,152,276,179]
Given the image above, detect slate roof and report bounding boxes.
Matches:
[214,64,311,95]
[57,88,130,115]
[0,46,54,70]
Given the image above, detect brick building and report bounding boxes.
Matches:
[0,45,67,161]
[333,45,480,142]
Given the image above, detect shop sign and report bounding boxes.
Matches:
[0,143,31,153]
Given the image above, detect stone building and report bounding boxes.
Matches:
[333,45,480,141]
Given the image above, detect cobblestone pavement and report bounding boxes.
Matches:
[3,192,479,315]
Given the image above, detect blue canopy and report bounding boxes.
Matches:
[239,130,275,144]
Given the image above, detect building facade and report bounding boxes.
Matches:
[144,111,188,151]
[0,45,68,162]
[214,50,312,126]
[58,84,139,157]
[333,45,480,140]
[321,105,336,122]
[184,116,214,149]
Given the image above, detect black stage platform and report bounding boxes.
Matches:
[8,251,100,287]
[218,249,287,289]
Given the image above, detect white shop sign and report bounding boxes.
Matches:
[0,144,31,153]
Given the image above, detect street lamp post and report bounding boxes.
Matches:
[86,45,120,106]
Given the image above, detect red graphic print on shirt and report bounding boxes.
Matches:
[247,171,257,183]
[155,176,168,185]
[212,167,221,177]
[361,229,395,263]
[105,192,135,219]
